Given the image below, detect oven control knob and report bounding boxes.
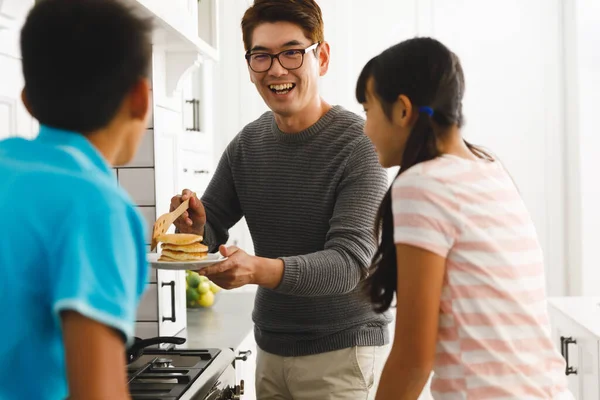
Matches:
[236,350,252,362]
[229,381,244,399]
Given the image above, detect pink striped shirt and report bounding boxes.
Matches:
[392,155,571,400]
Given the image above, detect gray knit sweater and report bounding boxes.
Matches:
[201,105,392,357]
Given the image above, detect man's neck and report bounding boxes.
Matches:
[273,98,332,133]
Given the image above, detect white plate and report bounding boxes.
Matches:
[147,252,226,270]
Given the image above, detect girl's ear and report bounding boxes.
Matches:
[391,94,414,128]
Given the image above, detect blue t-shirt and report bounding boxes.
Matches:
[0,125,149,400]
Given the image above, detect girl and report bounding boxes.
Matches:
[356,37,572,400]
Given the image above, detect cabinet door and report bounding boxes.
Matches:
[549,304,600,399]
[180,65,214,153]
[178,149,213,196]
[555,325,580,398]
[158,269,186,338]
[558,332,600,400]
[578,339,600,400]
[235,331,257,400]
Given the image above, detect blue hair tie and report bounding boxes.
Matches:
[418,106,434,116]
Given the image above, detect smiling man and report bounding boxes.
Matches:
[170,1,391,398]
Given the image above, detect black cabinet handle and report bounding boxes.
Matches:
[195,99,200,131]
[560,336,577,375]
[161,281,176,322]
[185,99,200,132]
[193,169,210,174]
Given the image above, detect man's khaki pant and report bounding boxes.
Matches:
[255,345,390,400]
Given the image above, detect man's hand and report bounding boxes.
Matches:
[198,245,284,290]
[170,189,206,236]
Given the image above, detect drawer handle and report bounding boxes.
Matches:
[560,336,577,375]
[185,99,200,132]
[161,281,176,322]
[182,169,209,175]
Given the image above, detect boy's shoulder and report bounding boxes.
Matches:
[0,138,135,218]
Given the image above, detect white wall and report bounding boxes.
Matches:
[563,0,600,296]
[431,0,567,296]
[212,0,264,255]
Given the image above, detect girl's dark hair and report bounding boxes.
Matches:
[356,37,492,313]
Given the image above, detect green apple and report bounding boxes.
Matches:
[186,287,200,303]
[187,273,201,289]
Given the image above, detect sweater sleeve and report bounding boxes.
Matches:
[275,133,388,296]
[201,138,244,253]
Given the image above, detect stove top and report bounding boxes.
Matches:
[127,348,221,400]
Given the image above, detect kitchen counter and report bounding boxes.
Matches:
[176,290,256,350]
[548,296,600,339]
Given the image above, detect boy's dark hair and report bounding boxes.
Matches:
[20,0,153,133]
[241,0,324,51]
[356,37,492,313]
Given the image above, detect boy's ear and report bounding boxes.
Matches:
[21,88,34,117]
[127,78,150,121]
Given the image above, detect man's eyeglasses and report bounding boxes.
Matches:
[245,43,320,73]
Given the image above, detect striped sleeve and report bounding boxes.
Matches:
[391,173,461,257]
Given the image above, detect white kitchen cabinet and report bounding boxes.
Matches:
[131,0,206,58]
[0,0,32,30]
[235,331,257,400]
[180,62,215,150]
[548,297,600,399]
[158,269,187,338]
[127,0,220,341]
[134,269,187,341]
[178,149,212,194]
[197,0,218,51]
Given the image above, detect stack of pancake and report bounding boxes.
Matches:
[157,233,208,262]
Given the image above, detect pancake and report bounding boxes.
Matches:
[161,249,208,261]
[158,255,179,262]
[161,242,208,253]
[156,233,203,245]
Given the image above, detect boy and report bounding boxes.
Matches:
[0,1,152,399]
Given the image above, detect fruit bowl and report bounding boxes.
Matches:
[185,270,222,309]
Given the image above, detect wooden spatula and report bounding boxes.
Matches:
[150,193,195,251]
